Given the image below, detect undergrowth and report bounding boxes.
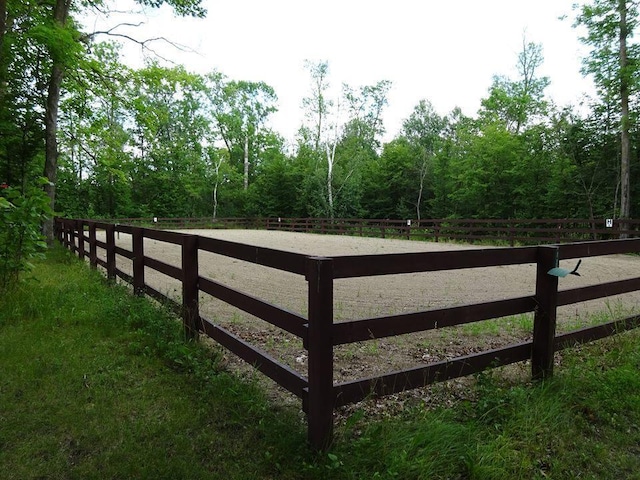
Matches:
[1,246,639,479]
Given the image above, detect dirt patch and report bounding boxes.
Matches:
[98,229,640,414]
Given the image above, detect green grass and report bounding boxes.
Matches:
[459,313,534,337]
[0,248,307,479]
[2,247,640,479]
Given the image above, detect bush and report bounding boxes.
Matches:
[0,179,53,291]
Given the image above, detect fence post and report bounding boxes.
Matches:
[132,227,145,295]
[53,218,59,243]
[58,220,64,247]
[71,220,76,254]
[509,220,515,247]
[106,224,116,281]
[89,222,97,270]
[306,257,334,451]
[182,234,200,340]
[77,220,85,260]
[62,220,69,249]
[532,245,560,380]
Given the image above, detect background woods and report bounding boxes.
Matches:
[1,1,640,228]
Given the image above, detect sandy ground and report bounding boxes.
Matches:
[94,229,640,394]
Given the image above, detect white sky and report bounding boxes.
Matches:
[85,0,594,144]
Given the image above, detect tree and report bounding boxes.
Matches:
[401,100,446,219]
[342,80,391,149]
[205,74,278,193]
[298,62,391,219]
[128,64,209,217]
[299,61,339,217]
[479,38,549,134]
[57,42,133,218]
[360,137,418,219]
[574,0,639,223]
[302,60,330,152]
[0,0,53,192]
[0,0,208,240]
[207,147,229,219]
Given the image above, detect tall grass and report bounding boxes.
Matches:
[1,246,639,479]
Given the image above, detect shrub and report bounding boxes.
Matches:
[0,179,53,291]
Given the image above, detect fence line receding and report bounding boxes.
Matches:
[56,218,640,450]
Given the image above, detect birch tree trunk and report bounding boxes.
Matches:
[325,142,335,219]
[243,133,249,191]
[416,155,428,222]
[212,156,222,218]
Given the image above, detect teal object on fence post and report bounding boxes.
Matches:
[548,259,582,278]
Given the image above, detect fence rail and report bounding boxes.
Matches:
[56,217,640,450]
[99,216,640,245]
[263,217,640,245]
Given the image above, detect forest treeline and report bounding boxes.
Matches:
[1,1,639,226]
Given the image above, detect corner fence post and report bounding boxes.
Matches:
[182,234,200,340]
[532,245,560,380]
[89,222,97,269]
[132,227,145,295]
[106,224,116,281]
[306,257,334,450]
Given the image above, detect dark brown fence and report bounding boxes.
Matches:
[104,216,262,230]
[56,218,640,450]
[103,216,640,245]
[264,217,640,245]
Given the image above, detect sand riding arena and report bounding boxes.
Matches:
[92,229,640,395]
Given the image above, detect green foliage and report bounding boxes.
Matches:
[361,138,419,218]
[0,179,53,291]
[135,0,207,18]
[7,1,640,223]
[574,0,640,104]
[479,40,549,134]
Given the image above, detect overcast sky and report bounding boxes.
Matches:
[85,0,594,144]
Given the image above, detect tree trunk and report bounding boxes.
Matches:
[0,0,7,70]
[243,134,249,191]
[43,61,64,242]
[416,154,429,221]
[0,0,8,169]
[212,155,222,218]
[325,142,335,219]
[212,182,218,218]
[619,0,631,237]
[43,0,71,243]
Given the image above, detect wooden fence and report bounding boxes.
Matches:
[56,218,640,450]
[102,216,640,245]
[263,217,640,244]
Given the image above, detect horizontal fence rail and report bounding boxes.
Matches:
[263,217,640,245]
[100,216,640,245]
[55,217,640,450]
